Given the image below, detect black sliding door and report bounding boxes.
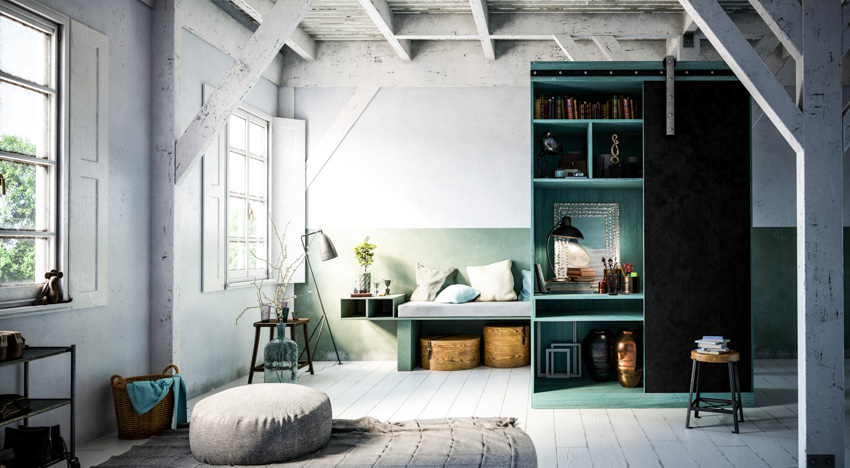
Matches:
[643,81,752,393]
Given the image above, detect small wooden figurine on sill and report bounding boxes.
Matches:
[35,269,64,305]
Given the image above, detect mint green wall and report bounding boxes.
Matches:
[293,226,846,360]
[294,228,530,360]
[752,227,850,358]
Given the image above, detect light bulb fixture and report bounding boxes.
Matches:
[546,216,584,279]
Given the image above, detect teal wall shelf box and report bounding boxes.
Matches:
[530,61,753,409]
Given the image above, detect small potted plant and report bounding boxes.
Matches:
[354,237,376,294]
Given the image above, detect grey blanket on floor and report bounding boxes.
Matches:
[97,417,537,468]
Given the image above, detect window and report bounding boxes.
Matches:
[227,108,270,283]
[0,2,60,305]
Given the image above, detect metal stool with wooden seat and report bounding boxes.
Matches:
[686,349,744,433]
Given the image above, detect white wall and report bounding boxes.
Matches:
[175,29,281,398]
[0,0,152,445]
[298,87,531,229]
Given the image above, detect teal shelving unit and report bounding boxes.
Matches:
[529,61,752,409]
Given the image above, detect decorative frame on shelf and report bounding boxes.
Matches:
[553,203,620,279]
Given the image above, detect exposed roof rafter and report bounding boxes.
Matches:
[356,0,412,61]
[553,34,588,61]
[748,0,801,60]
[469,0,496,61]
[592,36,628,60]
[227,0,316,60]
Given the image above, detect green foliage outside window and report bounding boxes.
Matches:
[0,135,37,284]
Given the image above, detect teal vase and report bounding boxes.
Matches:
[263,324,298,384]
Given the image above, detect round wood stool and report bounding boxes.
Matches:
[686,349,744,433]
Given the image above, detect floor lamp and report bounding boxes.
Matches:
[301,230,343,365]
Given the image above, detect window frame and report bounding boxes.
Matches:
[0,0,68,309]
[225,104,272,287]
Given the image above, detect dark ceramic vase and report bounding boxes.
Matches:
[581,329,615,382]
[615,329,643,388]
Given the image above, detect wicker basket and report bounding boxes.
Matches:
[111,365,178,440]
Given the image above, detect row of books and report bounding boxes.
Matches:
[695,336,729,355]
[534,95,639,120]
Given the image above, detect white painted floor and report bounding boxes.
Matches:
[77,359,846,467]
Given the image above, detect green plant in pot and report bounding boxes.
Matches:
[353,237,376,294]
[236,218,306,383]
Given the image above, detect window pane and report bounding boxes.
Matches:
[0,160,48,231]
[248,122,265,156]
[0,236,47,285]
[0,14,50,86]
[228,241,245,271]
[229,115,246,151]
[249,242,265,269]
[248,201,265,238]
[228,197,245,237]
[248,157,265,197]
[228,152,245,194]
[0,81,49,158]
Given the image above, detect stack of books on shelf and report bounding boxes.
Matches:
[533,95,638,120]
[546,278,595,294]
[695,336,729,355]
[567,267,596,283]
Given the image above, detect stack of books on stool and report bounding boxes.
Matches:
[695,336,729,354]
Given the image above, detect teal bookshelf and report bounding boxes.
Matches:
[529,61,752,409]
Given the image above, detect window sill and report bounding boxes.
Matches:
[226,280,272,290]
[0,302,73,319]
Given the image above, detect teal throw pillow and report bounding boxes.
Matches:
[434,285,480,304]
[518,269,533,301]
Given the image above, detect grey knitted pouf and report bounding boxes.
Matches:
[189,384,332,465]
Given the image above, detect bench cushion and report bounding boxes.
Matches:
[190,383,332,465]
[397,301,531,318]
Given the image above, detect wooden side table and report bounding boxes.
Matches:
[248,319,314,384]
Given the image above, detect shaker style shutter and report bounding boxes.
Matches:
[67,19,109,307]
[272,118,306,283]
[202,84,227,292]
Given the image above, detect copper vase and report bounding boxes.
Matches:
[615,329,643,388]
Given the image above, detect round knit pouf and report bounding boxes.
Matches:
[189,384,332,465]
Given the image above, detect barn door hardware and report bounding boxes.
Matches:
[665,55,676,135]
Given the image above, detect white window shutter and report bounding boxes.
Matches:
[67,19,109,308]
[202,84,227,292]
[272,118,306,284]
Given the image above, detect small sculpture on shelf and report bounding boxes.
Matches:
[384,279,392,296]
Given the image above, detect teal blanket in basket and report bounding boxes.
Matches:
[126,374,187,429]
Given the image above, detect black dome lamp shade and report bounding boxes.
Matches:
[546,216,584,279]
[538,132,562,178]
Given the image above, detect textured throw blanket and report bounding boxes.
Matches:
[97,417,537,467]
[125,374,187,429]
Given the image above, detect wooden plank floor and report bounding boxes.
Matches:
[79,359,850,467]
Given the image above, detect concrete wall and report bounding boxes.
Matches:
[175,29,281,398]
[0,0,152,445]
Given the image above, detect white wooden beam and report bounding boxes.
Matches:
[227,0,316,61]
[469,0,495,60]
[797,1,845,465]
[749,0,802,60]
[844,102,850,152]
[679,0,803,152]
[553,35,587,61]
[175,0,314,185]
[356,0,412,61]
[683,12,699,33]
[306,87,380,189]
[592,36,627,61]
[394,12,772,40]
[753,35,780,60]
[752,54,793,127]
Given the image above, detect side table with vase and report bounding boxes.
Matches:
[248,319,314,384]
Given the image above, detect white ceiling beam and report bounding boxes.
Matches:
[307,87,380,188]
[748,0,802,60]
[227,0,316,60]
[592,36,627,61]
[553,34,588,61]
[394,12,772,40]
[753,35,780,60]
[469,0,495,61]
[356,0,412,61]
[752,54,793,126]
[679,0,802,153]
[175,0,314,185]
[683,12,699,33]
[844,102,850,152]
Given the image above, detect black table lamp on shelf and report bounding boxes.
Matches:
[547,216,584,279]
[301,230,343,365]
[538,132,562,178]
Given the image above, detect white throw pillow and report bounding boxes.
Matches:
[467,260,517,302]
[410,264,457,302]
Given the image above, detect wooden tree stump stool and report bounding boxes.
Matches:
[483,323,530,368]
[686,349,744,433]
[420,334,480,371]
